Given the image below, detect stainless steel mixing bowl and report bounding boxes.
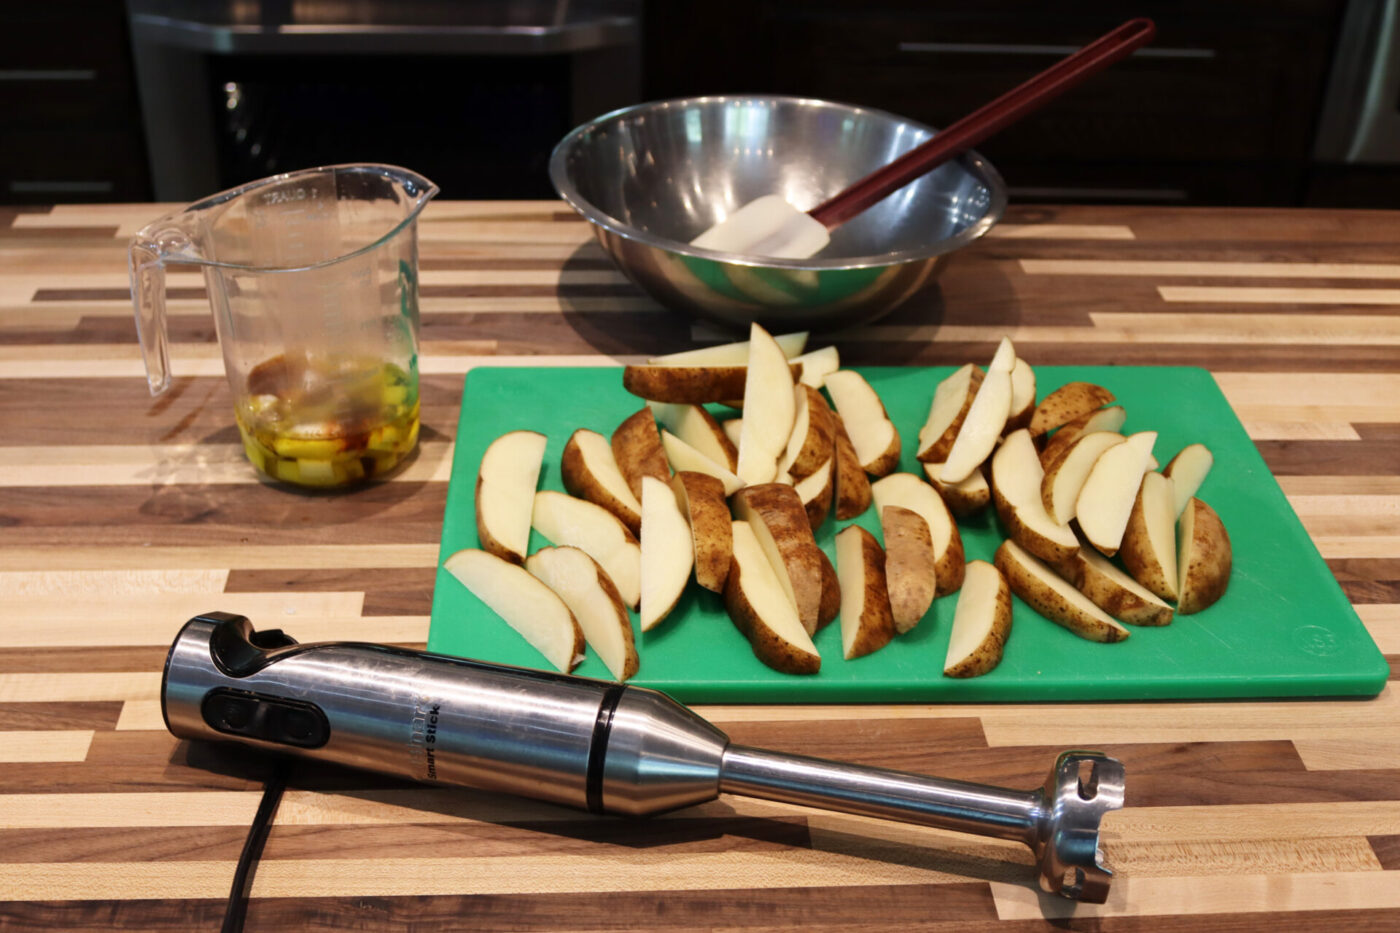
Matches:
[549,95,1006,331]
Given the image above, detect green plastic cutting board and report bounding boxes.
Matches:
[427,366,1388,703]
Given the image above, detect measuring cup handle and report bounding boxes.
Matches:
[129,237,174,396]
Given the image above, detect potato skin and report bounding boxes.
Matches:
[611,408,672,502]
[881,505,936,633]
[733,483,825,634]
[831,413,873,520]
[1177,497,1232,615]
[839,525,897,660]
[1027,382,1115,437]
[1066,551,1174,627]
[623,363,802,404]
[723,552,821,675]
[787,385,837,480]
[672,471,732,593]
[561,429,642,536]
[994,540,1129,643]
[816,548,840,630]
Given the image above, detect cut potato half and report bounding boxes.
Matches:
[944,560,1012,677]
[526,546,638,680]
[444,548,586,672]
[475,430,547,565]
[725,521,821,674]
[871,472,966,595]
[561,428,643,536]
[823,370,901,477]
[532,490,641,609]
[835,524,897,660]
[639,475,695,631]
[993,539,1130,643]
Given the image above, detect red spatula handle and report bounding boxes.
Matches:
[807,18,1157,230]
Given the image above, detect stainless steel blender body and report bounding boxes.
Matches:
[163,613,1125,902]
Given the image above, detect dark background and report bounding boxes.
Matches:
[2,0,1397,207]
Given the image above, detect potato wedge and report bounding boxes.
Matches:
[725,521,821,674]
[444,548,586,672]
[647,332,808,365]
[1004,357,1037,434]
[612,408,671,502]
[795,452,836,531]
[817,548,840,630]
[831,413,873,520]
[835,524,897,660]
[922,461,991,517]
[916,363,984,463]
[735,323,799,485]
[880,505,937,633]
[561,428,643,536]
[532,490,641,609]
[1067,546,1174,627]
[1075,431,1157,557]
[722,417,743,447]
[824,370,901,476]
[1038,405,1127,468]
[526,546,638,680]
[793,345,840,389]
[1120,471,1180,601]
[659,429,744,496]
[671,471,733,593]
[989,429,1079,567]
[648,401,739,470]
[993,539,1130,643]
[944,560,1012,677]
[1164,442,1214,518]
[1040,430,1127,525]
[733,483,825,635]
[778,384,838,481]
[622,362,802,404]
[870,472,966,595]
[639,475,694,631]
[1177,497,1231,615]
[941,337,1016,483]
[475,430,547,565]
[1028,381,1116,438]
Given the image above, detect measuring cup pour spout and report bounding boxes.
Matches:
[128,164,438,488]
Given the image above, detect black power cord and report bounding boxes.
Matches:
[222,761,291,933]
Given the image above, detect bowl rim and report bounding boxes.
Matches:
[548,93,1008,271]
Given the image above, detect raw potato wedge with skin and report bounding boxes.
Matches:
[1028,382,1116,438]
[989,429,1080,567]
[732,483,826,635]
[621,362,803,404]
[532,490,641,609]
[1040,431,1127,525]
[1177,496,1232,615]
[816,548,840,630]
[735,323,799,486]
[1067,546,1174,627]
[835,524,897,660]
[561,428,642,536]
[880,505,937,633]
[647,332,808,366]
[659,429,744,496]
[831,414,873,520]
[1164,442,1214,518]
[722,417,743,448]
[778,384,837,481]
[648,402,738,471]
[870,472,966,596]
[1120,471,1180,601]
[475,430,547,566]
[1038,405,1127,468]
[671,471,733,593]
[793,345,840,389]
[823,370,901,477]
[611,408,672,502]
[941,337,1016,483]
[917,363,984,463]
[923,461,991,517]
[639,475,695,631]
[993,539,1130,643]
[944,560,1012,678]
[725,521,821,675]
[443,548,586,672]
[795,453,836,531]
[1004,358,1037,434]
[1075,431,1157,558]
[526,546,639,680]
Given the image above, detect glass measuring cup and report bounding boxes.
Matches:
[130,164,439,488]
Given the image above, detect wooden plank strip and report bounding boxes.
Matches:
[115,700,170,731]
[1023,258,1400,278]
[222,567,437,617]
[0,569,228,596]
[1314,536,1400,559]
[988,224,1135,239]
[0,672,163,703]
[1160,285,1400,304]
[1359,606,1400,653]
[0,730,93,763]
[1241,422,1362,441]
[991,871,1400,920]
[0,646,173,674]
[1090,312,1400,344]
[1295,733,1400,771]
[1281,478,1400,495]
[0,702,123,731]
[0,544,440,571]
[0,612,426,650]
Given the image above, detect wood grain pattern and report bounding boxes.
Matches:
[1,200,1397,930]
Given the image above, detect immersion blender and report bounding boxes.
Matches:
[163,613,1126,902]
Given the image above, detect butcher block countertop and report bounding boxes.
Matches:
[0,200,1397,930]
